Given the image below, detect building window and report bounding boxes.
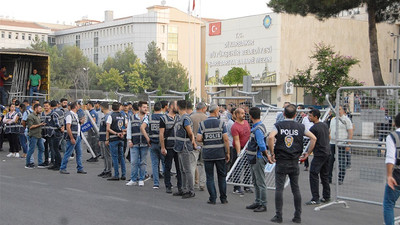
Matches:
[8,32,12,39]
[22,33,25,40]
[162,25,166,33]
[161,43,165,51]
[35,34,38,41]
[15,33,19,39]
[41,35,45,41]
[28,34,31,40]
[1,31,5,38]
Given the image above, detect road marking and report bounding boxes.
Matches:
[0,175,14,179]
[29,180,48,185]
[64,187,87,193]
[103,195,129,202]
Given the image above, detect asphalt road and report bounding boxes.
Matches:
[0,146,394,225]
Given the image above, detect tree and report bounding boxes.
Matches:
[144,41,167,90]
[126,59,152,93]
[290,43,362,104]
[96,68,125,92]
[222,67,249,87]
[102,46,138,73]
[268,0,400,86]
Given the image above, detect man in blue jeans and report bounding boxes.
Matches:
[143,102,164,189]
[197,103,230,204]
[383,113,400,225]
[106,102,126,181]
[25,103,45,169]
[126,101,149,187]
[27,69,41,103]
[59,102,86,174]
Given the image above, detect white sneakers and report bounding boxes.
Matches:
[6,153,20,157]
[139,181,144,186]
[126,180,138,186]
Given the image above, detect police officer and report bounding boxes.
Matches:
[106,102,126,181]
[160,101,182,194]
[59,102,87,174]
[383,113,400,225]
[145,101,164,189]
[268,104,316,224]
[196,103,230,204]
[97,102,112,178]
[41,101,53,167]
[48,100,64,171]
[126,101,149,186]
[87,101,100,162]
[174,100,197,199]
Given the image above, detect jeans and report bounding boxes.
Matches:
[19,134,28,154]
[383,184,400,225]
[275,159,301,219]
[60,136,84,171]
[178,148,195,193]
[49,135,62,168]
[26,136,44,166]
[204,159,227,202]
[150,143,165,186]
[310,155,330,201]
[251,158,267,206]
[0,86,7,105]
[130,146,148,181]
[109,140,126,177]
[29,86,39,103]
[328,144,346,183]
[164,148,182,190]
[99,141,112,173]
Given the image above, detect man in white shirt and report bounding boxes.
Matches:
[60,102,86,174]
[328,106,353,185]
[383,113,400,225]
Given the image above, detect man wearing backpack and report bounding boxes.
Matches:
[383,113,400,225]
[246,107,270,213]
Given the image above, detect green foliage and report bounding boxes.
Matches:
[290,43,362,104]
[102,46,138,73]
[222,67,249,86]
[144,42,167,89]
[96,68,125,92]
[267,0,400,86]
[126,59,152,93]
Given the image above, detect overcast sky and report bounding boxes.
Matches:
[1,0,272,24]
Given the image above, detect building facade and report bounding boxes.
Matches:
[204,13,399,106]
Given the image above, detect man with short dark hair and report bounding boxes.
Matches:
[160,101,182,194]
[301,108,331,205]
[0,66,11,105]
[145,101,164,189]
[174,100,197,198]
[27,69,41,103]
[106,102,126,180]
[246,107,269,213]
[86,101,100,162]
[383,113,400,225]
[197,103,230,204]
[268,104,316,224]
[25,104,45,169]
[126,101,150,186]
[160,100,169,113]
[48,100,64,171]
[59,102,87,174]
[97,102,112,178]
[41,101,53,167]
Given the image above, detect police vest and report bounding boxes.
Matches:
[65,113,80,140]
[4,112,19,134]
[109,111,125,142]
[162,114,177,149]
[41,111,54,137]
[247,123,267,164]
[130,114,148,146]
[149,113,162,144]
[51,108,65,137]
[274,120,304,160]
[199,118,225,161]
[99,113,110,141]
[389,131,400,185]
[15,112,25,134]
[174,114,193,152]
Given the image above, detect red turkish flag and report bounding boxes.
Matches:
[209,22,221,36]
